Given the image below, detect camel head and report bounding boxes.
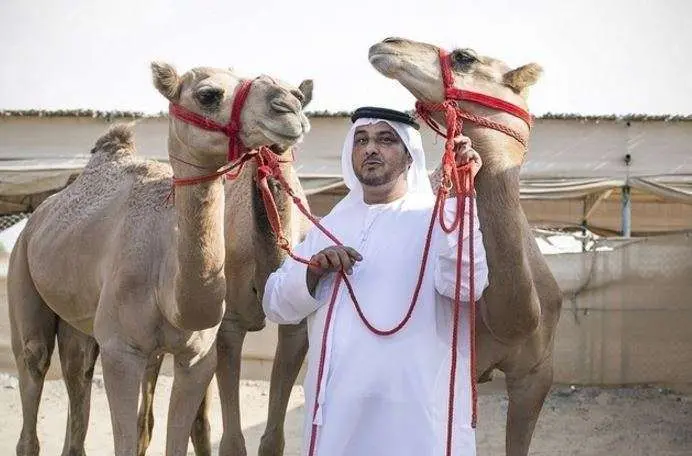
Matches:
[369,38,542,169]
[152,62,312,167]
[369,37,541,108]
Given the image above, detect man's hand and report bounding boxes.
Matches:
[453,134,482,179]
[306,246,363,295]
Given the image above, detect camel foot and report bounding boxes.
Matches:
[60,448,87,456]
[218,433,247,456]
[16,434,39,456]
[258,429,285,456]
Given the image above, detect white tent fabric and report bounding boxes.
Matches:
[1,115,691,207]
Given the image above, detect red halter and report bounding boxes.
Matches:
[167,77,280,187]
[416,49,532,149]
[169,78,254,165]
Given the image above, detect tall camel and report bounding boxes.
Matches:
[137,87,314,456]
[368,37,563,456]
[8,63,311,456]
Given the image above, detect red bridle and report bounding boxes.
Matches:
[415,49,532,150]
[167,78,259,186]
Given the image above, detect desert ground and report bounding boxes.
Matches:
[0,366,690,456]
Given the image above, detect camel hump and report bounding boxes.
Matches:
[90,123,136,156]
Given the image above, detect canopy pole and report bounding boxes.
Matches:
[621,184,631,237]
[622,153,632,237]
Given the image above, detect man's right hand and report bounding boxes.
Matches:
[306,246,363,295]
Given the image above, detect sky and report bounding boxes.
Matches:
[1,0,691,115]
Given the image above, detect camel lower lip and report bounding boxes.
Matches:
[268,129,302,141]
[368,52,395,62]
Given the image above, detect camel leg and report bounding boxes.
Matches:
[57,320,100,456]
[505,358,554,456]
[137,354,212,456]
[137,354,163,456]
[190,387,212,456]
[165,346,217,456]
[216,321,248,456]
[101,343,148,456]
[258,321,308,456]
[8,236,58,456]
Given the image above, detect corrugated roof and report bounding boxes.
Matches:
[2,109,692,122]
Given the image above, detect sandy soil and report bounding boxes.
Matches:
[0,372,689,456]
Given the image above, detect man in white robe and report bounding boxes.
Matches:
[263,106,489,456]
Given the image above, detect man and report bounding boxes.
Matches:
[263,107,489,455]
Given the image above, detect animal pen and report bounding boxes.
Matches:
[0,111,691,386]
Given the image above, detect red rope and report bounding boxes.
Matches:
[252,143,473,455]
[412,45,539,445]
[165,66,482,452]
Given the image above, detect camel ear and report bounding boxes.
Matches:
[298,79,313,107]
[503,63,543,94]
[151,62,181,102]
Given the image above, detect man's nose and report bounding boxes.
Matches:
[364,139,379,154]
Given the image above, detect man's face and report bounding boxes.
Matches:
[352,122,411,187]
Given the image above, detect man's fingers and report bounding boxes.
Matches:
[335,249,355,274]
[312,246,362,275]
[344,247,363,262]
[324,249,342,270]
[311,253,329,270]
[453,135,472,152]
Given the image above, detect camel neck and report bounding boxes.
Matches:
[475,152,535,300]
[251,158,295,290]
[168,137,226,331]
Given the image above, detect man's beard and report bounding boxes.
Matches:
[356,156,409,187]
[357,168,398,187]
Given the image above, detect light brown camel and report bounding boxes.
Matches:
[368,37,562,456]
[137,85,314,456]
[8,63,310,456]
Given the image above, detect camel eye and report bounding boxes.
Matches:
[452,49,478,68]
[195,87,223,108]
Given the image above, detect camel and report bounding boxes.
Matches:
[368,37,563,456]
[136,89,314,456]
[8,62,311,456]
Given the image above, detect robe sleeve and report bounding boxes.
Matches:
[262,230,324,325]
[434,196,489,302]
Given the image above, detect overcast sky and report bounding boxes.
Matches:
[1,0,690,115]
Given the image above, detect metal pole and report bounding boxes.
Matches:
[621,184,631,237]
[622,153,632,237]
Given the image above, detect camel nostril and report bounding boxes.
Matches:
[383,37,403,44]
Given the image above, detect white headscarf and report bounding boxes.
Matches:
[339,117,433,206]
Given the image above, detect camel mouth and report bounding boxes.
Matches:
[368,50,401,77]
[261,125,305,149]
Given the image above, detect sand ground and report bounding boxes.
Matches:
[1,371,690,456]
